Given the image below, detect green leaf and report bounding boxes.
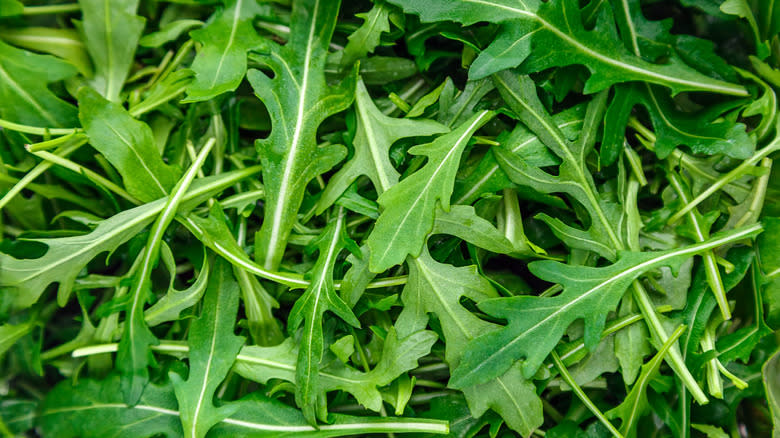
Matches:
[249,0,356,270]
[397,249,543,436]
[144,256,210,327]
[0,27,92,76]
[0,0,23,17]
[287,210,361,423]
[336,0,395,70]
[77,0,145,102]
[234,328,436,414]
[367,110,493,272]
[450,224,762,388]
[171,258,245,438]
[0,320,35,360]
[139,19,203,48]
[431,205,516,254]
[386,0,748,96]
[40,375,450,437]
[39,376,182,438]
[78,87,181,203]
[0,167,259,309]
[764,350,780,438]
[606,325,686,438]
[0,40,78,127]
[316,78,448,214]
[183,0,264,101]
[601,84,753,165]
[117,140,213,405]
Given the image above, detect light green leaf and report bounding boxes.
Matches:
[336,0,395,70]
[171,259,245,438]
[0,27,92,76]
[316,78,448,214]
[0,40,78,127]
[0,321,35,360]
[78,87,181,203]
[144,256,209,327]
[431,205,516,254]
[249,0,356,270]
[0,167,260,310]
[367,110,493,272]
[387,0,747,96]
[78,0,145,102]
[607,325,686,438]
[184,0,264,101]
[140,19,203,48]
[397,249,543,436]
[118,140,213,405]
[287,210,361,423]
[450,224,762,388]
[234,328,436,414]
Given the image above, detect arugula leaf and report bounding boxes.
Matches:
[386,0,748,95]
[78,87,181,203]
[287,209,361,423]
[184,0,264,102]
[248,0,356,270]
[764,350,780,437]
[397,249,543,436]
[367,110,493,272]
[171,259,245,438]
[0,40,78,127]
[316,78,448,214]
[77,0,145,102]
[117,140,214,405]
[450,224,762,388]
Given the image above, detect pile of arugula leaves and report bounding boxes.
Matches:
[0,0,778,436]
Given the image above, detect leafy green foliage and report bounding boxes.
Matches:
[0,40,78,127]
[1,0,778,437]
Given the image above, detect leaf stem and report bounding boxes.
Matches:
[28,147,142,205]
[668,139,780,224]
[551,351,624,438]
[21,3,80,15]
[667,171,730,320]
[0,139,85,210]
[0,118,82,135]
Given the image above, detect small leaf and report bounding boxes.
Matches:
[184,0,264,101]
[78,87,181,203]
[77,0,145,102]
[367,110,493,272]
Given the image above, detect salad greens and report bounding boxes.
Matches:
[0,0,778,436]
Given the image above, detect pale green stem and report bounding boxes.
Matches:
[551,351,624,438]
[27,133,87,152]
[668,140,780,223]
[0,140,85,210]
[700,327,723,398]
[28,148,141,205]
[0,118,82,136]
[22,3,80,15]
[667,171,730,320]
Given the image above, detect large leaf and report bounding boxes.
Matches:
[118,141,213,405]
[450,224,762,388]
[0,167,260,309]
[171,259,245,438]
[184,0,265,102]
[78,87,181,203]
[386,0,747,96]
[366,110,493,272]
[0,40,78,127]
[316,78,448,213]
[77,0,145,102]
[249,0,356,270]
[286,211,361,423]
[396,249,543,437]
